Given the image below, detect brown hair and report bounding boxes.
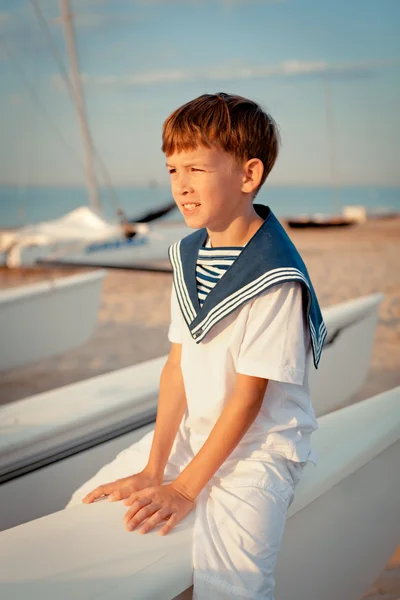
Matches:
[162,92,280,190]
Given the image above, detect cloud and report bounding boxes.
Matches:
[51,10,140,30]
[35,0,108,11]
[9,93,23,105]
[61,57,399,88]
[0,0,281,36]
[220,0,284,4]
[51,0,283,29]
[0,0,141,65]
[132,0,284,3]
[0,0,128,34]
[0,11,11,26]
[121,0,282,3]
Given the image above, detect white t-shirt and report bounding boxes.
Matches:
[168,278,319,468]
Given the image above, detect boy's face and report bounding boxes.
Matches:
[166,145,247,231]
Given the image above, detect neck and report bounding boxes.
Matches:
[207,206,264,247]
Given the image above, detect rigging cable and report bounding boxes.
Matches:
[0,34,89,178]
[29,0,121,214]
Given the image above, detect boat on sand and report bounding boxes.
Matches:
[0,386,398,600]
[311,292,382,416]
[0,292,383,531]
[286,214,355,229]
[0,269,106,372]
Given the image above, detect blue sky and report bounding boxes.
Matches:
[0,0,399,187]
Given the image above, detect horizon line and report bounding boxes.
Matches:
[0,182,399,189]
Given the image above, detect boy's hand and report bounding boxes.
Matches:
[122,482,195,536]
[81,468,162,504]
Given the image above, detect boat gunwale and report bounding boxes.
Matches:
[0,269,107,305]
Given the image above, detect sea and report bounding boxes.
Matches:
[0,184,399,229]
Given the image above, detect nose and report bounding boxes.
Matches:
[174,173,191,196]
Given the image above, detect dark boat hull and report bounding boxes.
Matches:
[286,218,354,229]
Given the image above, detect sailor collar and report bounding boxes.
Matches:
[168,204,326,368]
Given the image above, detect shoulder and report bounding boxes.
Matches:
[250,280,303,308]
[261,210,307,272]
[237,283,309,384]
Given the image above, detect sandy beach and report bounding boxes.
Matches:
[0,217,399,598]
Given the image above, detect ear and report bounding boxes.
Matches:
[241,158,264,194]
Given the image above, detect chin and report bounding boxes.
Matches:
[183,215,208,230]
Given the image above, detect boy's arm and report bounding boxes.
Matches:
[172,282,307,500]
[145,342,187,478]
[172,373,268,500]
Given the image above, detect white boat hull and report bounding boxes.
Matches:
[0,270,106,371]
[0,387,398,600]
[0,293,384,531]
[53,223,190,268]
[310,293,383,416]
[275,439,399,600]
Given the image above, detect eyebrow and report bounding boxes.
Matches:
[165,162,208,168]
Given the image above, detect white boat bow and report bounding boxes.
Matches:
[0,292,383,531]
[0,386,398,600]
[0,269,106,372]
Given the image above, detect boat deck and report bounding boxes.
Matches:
[0,265,88,290]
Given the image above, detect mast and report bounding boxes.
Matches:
[60,0,101,214]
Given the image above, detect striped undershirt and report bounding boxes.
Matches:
[196,237,245,308]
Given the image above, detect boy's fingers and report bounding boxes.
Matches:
[123,497,152,522]
[81,489,101,503]
[123,487,149,506]
[108,487,132,502]
[82,483,111,503]
[123,492,138,506]
[159,513,178,536]
[137,508,170,534]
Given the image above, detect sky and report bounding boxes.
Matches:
[0,0,399,187]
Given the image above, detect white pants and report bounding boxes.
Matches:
[66,426,305,600]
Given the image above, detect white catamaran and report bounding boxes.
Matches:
[0,0,184,270]
[0,292,398,600]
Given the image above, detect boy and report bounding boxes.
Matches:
[68,93,326,600]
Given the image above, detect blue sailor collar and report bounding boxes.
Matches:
[168,204,326,368]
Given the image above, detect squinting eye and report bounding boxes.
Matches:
[191,168,203,172]
[168,169,176,174]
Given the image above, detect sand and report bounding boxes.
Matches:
[0,217,399,598]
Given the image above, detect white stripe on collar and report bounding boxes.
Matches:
[170,240,196,324]
[191,266,327,362]
[192,267,310,334]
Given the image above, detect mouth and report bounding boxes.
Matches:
[181,203,201,214]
